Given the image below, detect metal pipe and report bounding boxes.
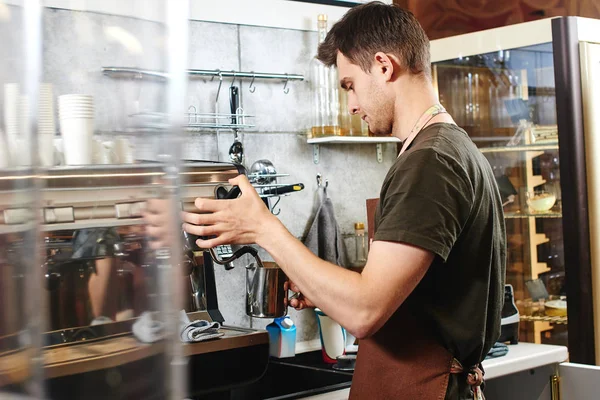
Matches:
[102,66,304,81]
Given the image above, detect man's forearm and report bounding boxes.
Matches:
[257,217,373,337]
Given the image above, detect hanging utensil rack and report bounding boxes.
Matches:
[101,67,304,87]
[103,67,304,132]
[185,108,255,131]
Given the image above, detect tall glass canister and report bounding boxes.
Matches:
[310,14,342,138]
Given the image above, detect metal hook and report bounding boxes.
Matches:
[283,75,290,94]
[270,196,282,216]
[249,73,256,93]
[215,70,223,103]
[316,173,328,189]
[188,105,197,124]
[230,71,236,88]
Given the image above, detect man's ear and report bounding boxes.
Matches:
[373,52,396,82]
[373,52,404,82]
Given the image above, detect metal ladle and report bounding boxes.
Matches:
[229,130,244,165]
[228,86,244,165]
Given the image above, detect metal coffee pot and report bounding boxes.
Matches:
[245,261,287,318]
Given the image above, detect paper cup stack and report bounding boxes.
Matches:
[59,94,94,165]
[3,83,20,166]
[17,95,32,166]
[38,83,56,167]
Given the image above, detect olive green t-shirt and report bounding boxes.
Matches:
[374,123,506,398]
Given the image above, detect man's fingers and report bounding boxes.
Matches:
[182,222,222,237]
[194,197,227,213]
[145,225,166,240]
[229,175,253,193]
[195,236,227,249]
[181,211,220,226]
[143,210,167,227]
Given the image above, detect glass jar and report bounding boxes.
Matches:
[309,14,341,138]
[353,222,367,267]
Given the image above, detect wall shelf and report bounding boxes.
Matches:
[520,315,568,325]
[505,211,563,219]
[306,136,399,144]
[307,136,400,164]
[478,142,559,153]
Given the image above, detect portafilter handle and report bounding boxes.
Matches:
[207,245,264,271]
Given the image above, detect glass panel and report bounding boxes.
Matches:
[434,43,567,346]
[35,1,186,398]
[0,1,45,398]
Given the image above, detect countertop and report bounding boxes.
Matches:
[482,342,568,379]
[293,343,569,400]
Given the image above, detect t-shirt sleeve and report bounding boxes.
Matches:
[374,148,474,262]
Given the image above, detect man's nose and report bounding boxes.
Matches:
[348,95,360,115]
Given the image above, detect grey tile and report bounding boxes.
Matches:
[239,25,316,133]
[0,5,25,88]
[187,20,239,116]
[43,8,166,133]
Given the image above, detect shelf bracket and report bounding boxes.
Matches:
[313,144,320,164]
[376,144,383,163]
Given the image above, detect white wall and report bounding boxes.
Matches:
[6,0,392,31]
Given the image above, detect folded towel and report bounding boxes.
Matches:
[303,188,348,266]
[132,312,165,343]
[485,342,509,359]
[179,310,224,343]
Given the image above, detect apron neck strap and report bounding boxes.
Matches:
[398,104,447,157]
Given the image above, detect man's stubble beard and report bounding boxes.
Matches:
[368,86,395,137]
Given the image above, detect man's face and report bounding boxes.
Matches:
[336,52,395,136]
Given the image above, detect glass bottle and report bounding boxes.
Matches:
[354,222,367,267]
[310,14,341,138]
[338,91,365,136]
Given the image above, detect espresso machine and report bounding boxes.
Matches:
[1,161,266,341]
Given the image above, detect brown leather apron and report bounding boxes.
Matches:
[349,305,456,400]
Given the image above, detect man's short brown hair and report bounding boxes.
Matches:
[317,2,431,79]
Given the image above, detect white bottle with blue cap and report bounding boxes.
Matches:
[266,316,296,358]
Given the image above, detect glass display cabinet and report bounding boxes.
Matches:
[431,17,600,367]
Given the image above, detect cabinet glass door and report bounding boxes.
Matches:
[434,43,567,346]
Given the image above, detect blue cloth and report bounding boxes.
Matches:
[485,342,509,359]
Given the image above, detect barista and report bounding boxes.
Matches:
[147,3,506,399]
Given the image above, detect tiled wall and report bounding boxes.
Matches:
[39,8,397,343]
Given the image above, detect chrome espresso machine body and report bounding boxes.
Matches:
[0,161,244,346]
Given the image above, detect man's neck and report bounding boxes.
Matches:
[391,79,442,142]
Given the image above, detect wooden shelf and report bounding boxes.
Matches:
[505,211,562,219]
[307,136,400,144]
[520,315,568,325]
[478,142,559,153]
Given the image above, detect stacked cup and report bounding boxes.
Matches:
[17,95,31,166]
[38,83,56,167]
[4,83,20,165]
[59,94,94,165]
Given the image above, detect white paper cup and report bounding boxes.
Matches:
[12,138,32,166]
[92,138,114,164]
[38,134,55,167]
[0,130,9,168]
[114,136,134,164]
[314,308,346,363]
[60,118,94,165]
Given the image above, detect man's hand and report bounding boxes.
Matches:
[181,175,277,248]
[285,281,315,311]
[142,198,174,250]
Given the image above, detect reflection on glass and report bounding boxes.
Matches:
[435,43,566,346]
